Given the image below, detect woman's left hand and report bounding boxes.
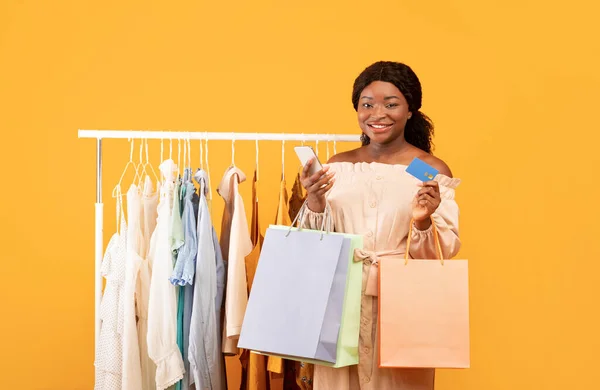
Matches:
[412,180,441,226]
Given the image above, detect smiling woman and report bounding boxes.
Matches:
[297,61,461,389]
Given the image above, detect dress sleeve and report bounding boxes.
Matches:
[409,175,462,260]
[299,201,335,232]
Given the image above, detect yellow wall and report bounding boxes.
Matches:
[1,0,599,389]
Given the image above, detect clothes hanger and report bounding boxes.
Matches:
[134,139,158,187]
[160,138,164,163]
[333,136,337,156]
[230,132,236,168]
[198,138,204,171]
[141,139,159,186]
[255,135,259,203]
[177,138,182,176]
[185,135,193,182]
[186,135,192,171]
[255,135,259,182]
[183,136,187,173]
[281,135,285,181]
[162,135,176,182]
[205,132,213,213]
[113,139,141,198]
[132,138,146,187]
[205,132,212,198]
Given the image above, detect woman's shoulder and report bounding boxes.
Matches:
[416,152,453,178]
[327,148,362,164]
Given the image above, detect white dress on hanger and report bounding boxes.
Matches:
[139,176,159,390]
[94,186,127,390]
[147,159,185,389]
[122,183,144,390]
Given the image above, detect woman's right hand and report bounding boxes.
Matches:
[300,158,335,213]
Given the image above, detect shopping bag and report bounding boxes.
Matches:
[238,203,362,366]
[378,219,470,368]
[264,225,363,367]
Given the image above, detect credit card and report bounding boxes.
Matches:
[405,157,439,182]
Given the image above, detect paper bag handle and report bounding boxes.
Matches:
[405,216,444,265]
[286,198,332,239]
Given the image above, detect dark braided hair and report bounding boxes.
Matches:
[352,61,434,154]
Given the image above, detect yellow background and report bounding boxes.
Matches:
[1,0,599,389]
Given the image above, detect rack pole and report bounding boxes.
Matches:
[94,138,103,355]
[78,130,361,142]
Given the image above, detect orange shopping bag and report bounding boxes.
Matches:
[378,219,470,368]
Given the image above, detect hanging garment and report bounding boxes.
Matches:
[139,176,160,390]
[171,179,185,256]
[274,177,291,227]
[265,177,291,390]
[122,183,144,390]
[170,177,185,390]
[240,170,270,390]
[285,174,311,390]
[301,162,461,390]
[181,179,200,388]
[287,172,305,223]
[122,177,160,390]
[170,168,198,286]
[147,159,185,390]
[189,169,227,390]
[217,166,253,356]
[94,186,127,390]
[170,168,198,389]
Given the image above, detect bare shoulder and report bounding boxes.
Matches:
[327,148,362,163]
[420,153,453,177]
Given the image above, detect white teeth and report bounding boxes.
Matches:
[371,124,390,129]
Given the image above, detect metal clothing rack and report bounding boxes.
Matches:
[77,129,361,354]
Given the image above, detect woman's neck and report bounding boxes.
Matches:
[364,136,412,161]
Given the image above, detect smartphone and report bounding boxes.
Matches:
[294,146,324,176]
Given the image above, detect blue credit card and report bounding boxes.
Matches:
[405,157,439,182]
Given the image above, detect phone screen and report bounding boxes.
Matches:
[294,146,323,176]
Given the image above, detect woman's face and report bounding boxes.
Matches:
[357,81,412,145]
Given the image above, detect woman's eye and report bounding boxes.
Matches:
[386,103,398,108]
[362,103,373,108]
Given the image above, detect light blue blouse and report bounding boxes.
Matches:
[189,169,227,390]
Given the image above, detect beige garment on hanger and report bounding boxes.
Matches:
[265,177,291,390]
[217,166,253,356]
[288,172,306,224]
[239,170,270,390]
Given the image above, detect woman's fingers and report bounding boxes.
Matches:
[418,181,439,193]
[316,178,335,195]
[308,165,330,183]
[417,187,436,197]
[417,193,437,206]
[301,161,330,187]
[308,171,334,193]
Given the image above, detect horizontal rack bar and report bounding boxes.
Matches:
[78,130,361,142]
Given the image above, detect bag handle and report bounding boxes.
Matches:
[286,198,331,239]
[405,216,444,265]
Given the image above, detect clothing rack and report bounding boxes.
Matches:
[77,129,361,355]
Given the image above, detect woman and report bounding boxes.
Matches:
[300,61,461,390]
